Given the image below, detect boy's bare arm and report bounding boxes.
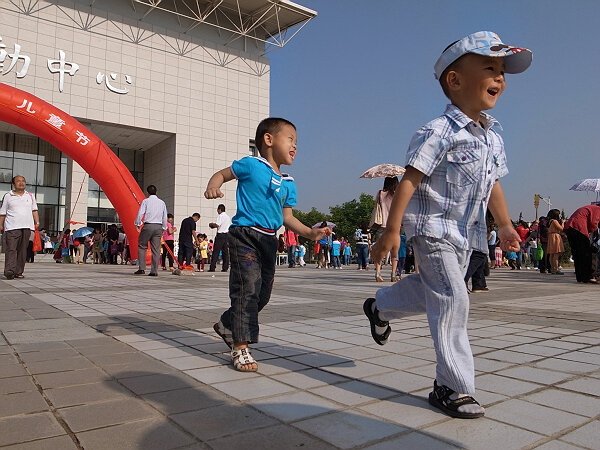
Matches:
[204,167,235,199]
[371,166,424,262]
[488,181,520,252]
[282,208,329,241]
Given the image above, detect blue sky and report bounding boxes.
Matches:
[269,0,600,220]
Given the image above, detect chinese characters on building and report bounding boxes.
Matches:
[0,36,133,94]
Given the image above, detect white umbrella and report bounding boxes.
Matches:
[360,164,405,179]
[569,178,600,202]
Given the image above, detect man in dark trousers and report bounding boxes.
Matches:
[564,204,600,284]
[134,185,168,275]
[178,213,200,267]
[208,204,231,272]
[0,175,40,279]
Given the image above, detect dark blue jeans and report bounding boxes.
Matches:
[357,244,369,269]
[220,226,278,344]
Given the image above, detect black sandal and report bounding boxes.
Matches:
[428,380,484,419]
[363,298,391,345]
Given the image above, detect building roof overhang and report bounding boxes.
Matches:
[130,0,317,53]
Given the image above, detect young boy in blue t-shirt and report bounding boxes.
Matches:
[364,31,531,418]
[205,118,329,372]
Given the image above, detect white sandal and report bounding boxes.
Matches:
[231,347,258,372]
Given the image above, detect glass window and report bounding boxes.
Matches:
[37,161,60,187]
[35,186,59,204]
[0,133,13,158]
[60,163,67,187]
[99,192,113,208]
[13,135,38,160]
[0,182,11,198]
[59,188,66,205]
[13,159,37,184]
[0,156,12,169]
[37,204,58,232]
[38,141,61,163]
[0,169,12,183]
[88,189,99,207]
[88,177,99,191]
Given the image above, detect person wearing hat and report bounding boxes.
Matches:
[363,31,532,419]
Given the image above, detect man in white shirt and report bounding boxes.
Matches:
[0,176,40,279]
[134,185,168,276]
[208,204,231,272]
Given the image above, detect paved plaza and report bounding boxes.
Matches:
[0,256,598,449]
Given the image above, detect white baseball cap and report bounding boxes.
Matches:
[434,31,532,80]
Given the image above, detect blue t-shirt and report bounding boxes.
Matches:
[231,156,297,231]
[344,245,351,256]
[398,234,407,258]
[507,251,517,259]
[331,241,341,256]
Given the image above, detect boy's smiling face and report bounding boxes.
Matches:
[446,53,506,121]
[266,123,297,169]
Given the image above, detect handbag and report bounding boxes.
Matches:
[32,229,42,252]
[369,193,384,229]
[535,245,544,261]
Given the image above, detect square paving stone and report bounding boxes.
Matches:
[556,377,599,395]
[423,417,543,449]
[534,358,598,374]
[185,365,260,385]
[18,348,80,363]
[44,380,130,408]
[559,421,599,448]
[310,380,398,406]
[362,431,460,450]
[0,412,65,446]
[0,390,49,417]
[358,394,449,428]
[523,389,600,417]
[142,386,228,415]
[271,368,347,389]
[0,375,37,394]
[58,397,161,432]
[33,368,110,389]
[212,376,297,401]
[171,404,278,441]
[249,391,341,422]
[118,372,197,395]
[475,374,542,396]
[75,418,196,450]
[0,364,28,379]
[496,366,573,385]
[208,424,337,450]
[0,435,78,450]
[25,357,95,375]
[532,441,582,450]
[364,371,432,393]
[485,399,587,435]
[294,410,406,449]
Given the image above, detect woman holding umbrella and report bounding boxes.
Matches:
[371,177,400,282]
[361,164,406,283]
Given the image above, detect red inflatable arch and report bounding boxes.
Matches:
[0,83,144,259]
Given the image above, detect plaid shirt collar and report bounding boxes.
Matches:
[444,104,503,132]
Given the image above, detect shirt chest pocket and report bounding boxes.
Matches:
[446,146,482,186]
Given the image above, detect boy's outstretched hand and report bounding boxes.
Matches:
[372,229,400,264]
[497,225,521,252]
[307,227,331,242]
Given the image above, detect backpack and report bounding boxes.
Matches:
[354,229,364,243]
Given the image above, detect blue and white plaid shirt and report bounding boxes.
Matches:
[403,104,508,252]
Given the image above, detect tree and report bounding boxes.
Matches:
[328,193,375,245]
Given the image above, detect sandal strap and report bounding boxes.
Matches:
[232,348,256,366]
